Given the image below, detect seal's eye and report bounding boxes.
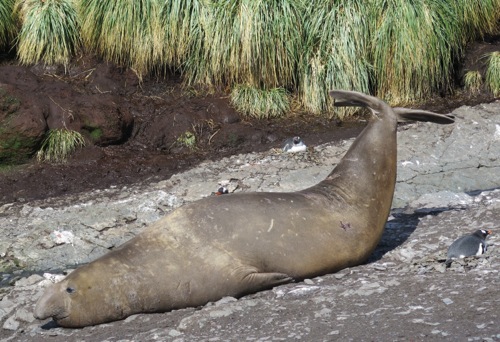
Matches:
[66,287,75,294]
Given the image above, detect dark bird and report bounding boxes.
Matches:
[445,229,492,267]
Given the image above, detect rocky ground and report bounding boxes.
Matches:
[0,100,499,341]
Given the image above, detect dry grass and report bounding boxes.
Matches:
[159,0,206,70]
[464,70,483,93]
[3,0,500,118]
[452,0,500,41]
[0,0,16,50]
[486,52,500,97]
[185,0,303,89]
[15,0,81,66]
[230,85,290,119]
[299,0,370,118]
[78,0,163,78]
[370,1,460,104]
[36,128,86,163]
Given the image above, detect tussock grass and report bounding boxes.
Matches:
[15,0,81,66]
[299,0,371,119]
[36,128,86,163]
[464,70,483,93]
[369,0,500,105]
[452,0,500,41]
[230,85,290,119]
[5,0,500,118]
[159,0,206,70]
[0,0,16,50]
[370,0,463,104]
[185,0,303,89]
[486,51,500,97]
[79,0,163,78]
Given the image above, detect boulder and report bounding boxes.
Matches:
[0,84,47,164]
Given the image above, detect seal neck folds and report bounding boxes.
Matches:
[308,90,454,241]
[321,91,453,207]
[311,91,398,211]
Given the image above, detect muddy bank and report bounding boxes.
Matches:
[0,58,366,205]
[2,33,500,206]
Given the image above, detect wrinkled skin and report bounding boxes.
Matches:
[34,90,455,328]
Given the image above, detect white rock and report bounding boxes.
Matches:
[50,230,74,245]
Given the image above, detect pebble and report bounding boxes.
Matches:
[2,315,19,331]
[214,297,237,306]
[14,275,44,287]
[0,298,15,321]
[442,298,453,305]
[14,308,35,323]
[168,329,182,337]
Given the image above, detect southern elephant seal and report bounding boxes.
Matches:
[34,90,455,327]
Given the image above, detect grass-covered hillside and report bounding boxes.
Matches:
[1,0,499,119]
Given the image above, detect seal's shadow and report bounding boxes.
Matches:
[40,320,59,330]
[365,209,450,264]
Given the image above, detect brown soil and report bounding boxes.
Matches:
[0,36,499,205]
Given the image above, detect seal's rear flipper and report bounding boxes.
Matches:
[329,90,380,109]
[393,108,455,124]
[328,90,455,125]
[332,99,367,108]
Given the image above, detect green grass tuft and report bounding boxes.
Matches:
[370,0,463,104]
[15,0,81,66]
[79,0,163,79]
[452,0,500,41]
[463,70,483,93]
[176,130,197,151]
[230,85,289,119]
[36,128,86,163]
[299,0,371,118]
[184,0,303,89]
[5,0,500,117]
[0,0,16,50]
[486,51,500,97]
[89,127,103,141]
[159,0,206,70]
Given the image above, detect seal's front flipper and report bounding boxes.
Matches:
[242,272,293,292]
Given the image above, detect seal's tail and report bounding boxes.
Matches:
[329,90,455,125]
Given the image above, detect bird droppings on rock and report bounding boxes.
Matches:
[49,231,74,245]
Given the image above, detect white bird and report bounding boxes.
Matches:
[282,136,307,153]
